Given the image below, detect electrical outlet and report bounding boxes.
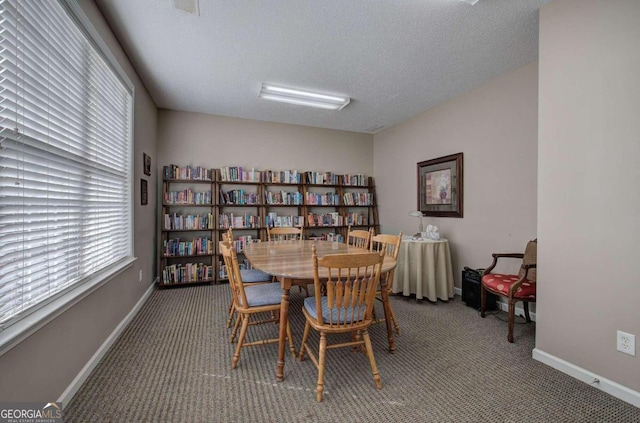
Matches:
[617,331,636,356]
[139,270,143,282]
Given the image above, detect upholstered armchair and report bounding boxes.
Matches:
[480,239,537,343]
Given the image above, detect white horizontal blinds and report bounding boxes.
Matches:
[0,0,132,326]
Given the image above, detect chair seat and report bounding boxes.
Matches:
[482,274,536,299]
[240,283,282,307]
[304,296,366,324]
[240,268,271,283]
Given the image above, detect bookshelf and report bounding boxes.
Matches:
[216,167,263,282]
[160,165,216,287]
[158,165,379,287]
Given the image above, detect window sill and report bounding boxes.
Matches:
[0,256,136,357]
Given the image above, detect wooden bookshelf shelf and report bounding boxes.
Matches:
[158,165,379,288]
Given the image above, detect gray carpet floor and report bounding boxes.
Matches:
[64,284,640,422]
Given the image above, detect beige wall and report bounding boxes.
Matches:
[373,62,539,288]
[537,0,640,392]
[156,110,373,175]
[0,0,158,402]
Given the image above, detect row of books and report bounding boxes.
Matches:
[306,171,338,185]
[344,211,367,226]
[341,174,368,186]
[164,165,213,181]
[264,190,303,205]
[219,166,261,182]
[165,189,212,205]
[307,212,342,227]
[305,192,340,205]
[163,213,214,230]
[308,233,345,242]
[219,190,260,205]
[164,165,368,187]
[230,236,261,253]
[162,212,364,231]
[162,262,214,284]
[262,169,302,184]
[163,237,213,257]
[306,212,366,227]
[218,213,260,229]
[343,192,374,206]
[265,213,305,228]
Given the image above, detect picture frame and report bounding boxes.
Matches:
[417,152,463,218]
[143,153,151,176]
[141,179,148,205]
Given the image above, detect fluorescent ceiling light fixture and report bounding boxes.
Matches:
[459,0,480,4]
[259,84,350,110]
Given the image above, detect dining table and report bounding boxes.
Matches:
[244,239,398,382]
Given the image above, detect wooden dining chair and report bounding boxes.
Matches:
[222,228,272,329]
[346,226,373,249]
[267,226,309,294]
[370,232,403,335]
[220,240,296,368]
[298,245,384,401]
[267,226,303,241]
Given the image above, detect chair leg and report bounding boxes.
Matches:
[298,284,309,297]
[232,315,250,369]
[316,332,327,402]
[226,299,235,328]
[480,284,486,317]
[388,303,401,335]
[286,320,296,358]
[362,329,382,390]
[298,321,311,361]
[230,311,242,343]
[523,301,532,323]
[507,299,516,343]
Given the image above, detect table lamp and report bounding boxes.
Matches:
[409,211,424,233]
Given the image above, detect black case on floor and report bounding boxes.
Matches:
[462,267,497,311]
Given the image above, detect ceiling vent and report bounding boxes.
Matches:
[172,0,200,15]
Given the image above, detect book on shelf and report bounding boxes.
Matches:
[262,169,301,184]
[164,189,212,205]
[265,212,304,228]
[162,262,213,284]
[164,213,214,230]
[219,166,261,182]
[218,213,260,229]
[304,191,340,205]
[264,190,303,205]
[164,165,212,181]
[305,171,338,185]
[163,237,213,256]
[219,189,259,205]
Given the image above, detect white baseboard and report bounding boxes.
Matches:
[453,287,536,321]
[533,348,640,408]
[58,281,156,408]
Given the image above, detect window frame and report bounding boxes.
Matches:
[0,0,136,356]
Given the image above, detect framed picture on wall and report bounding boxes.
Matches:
[143,153,151,176]
[417,152,463,218]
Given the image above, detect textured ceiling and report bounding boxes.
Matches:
[95,0,549,134]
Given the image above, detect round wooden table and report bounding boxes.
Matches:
[244,239,397,381]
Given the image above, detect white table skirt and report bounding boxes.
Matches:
[391,236,454,302]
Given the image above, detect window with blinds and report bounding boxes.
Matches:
[0,0,133,328]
